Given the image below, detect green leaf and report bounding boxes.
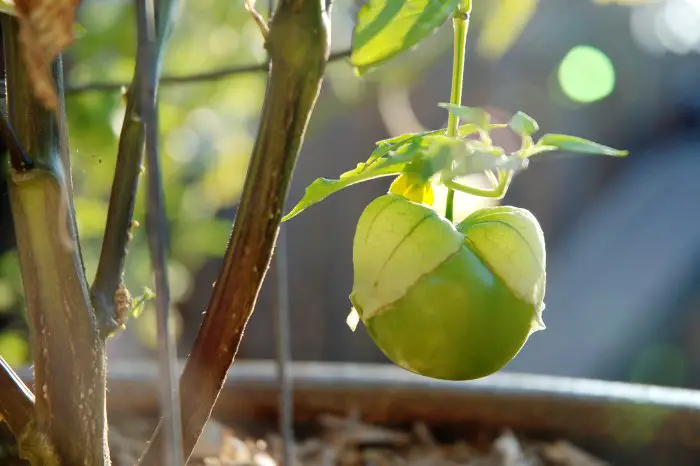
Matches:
[284,133,470,221]
[508,111,539,136]
[283,141,423,222]
[439,103,491,129]
[537,134,628,157]
[375,130,439,147]
[375,122,499,148]
[351,0,459,75]
[283,128,531,222]
[407,135,528,180]
[460,123,508,136]
[130,287,156,320]
[369,130,438,165]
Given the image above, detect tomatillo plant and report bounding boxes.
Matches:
[283,0,628,381]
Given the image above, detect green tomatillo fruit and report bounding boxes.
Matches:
[349,193,546,381]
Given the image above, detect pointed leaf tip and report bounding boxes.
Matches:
[537,133,628,157]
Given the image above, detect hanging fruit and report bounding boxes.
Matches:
[349,193,546,380]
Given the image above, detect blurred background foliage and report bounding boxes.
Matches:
[2,0,700,391]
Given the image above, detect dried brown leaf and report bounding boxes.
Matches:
[13,0,81,110]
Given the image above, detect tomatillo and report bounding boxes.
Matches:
[349,193,546,381]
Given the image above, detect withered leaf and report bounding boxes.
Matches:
[13,0,81,110]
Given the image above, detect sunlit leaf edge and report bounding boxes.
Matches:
[350,0,459,76]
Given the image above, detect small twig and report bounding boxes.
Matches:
[0,356,35,439]
[135,0,183,465]
[90,0,181,337]
[89,76,144,335]
[245,0,270,39]
[65,49,351,95]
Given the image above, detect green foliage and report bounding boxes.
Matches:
[284,102,625,222]
[283,118,530,222]
[351,0,459,75]
[0,330,28,367]
[129,287,156,320]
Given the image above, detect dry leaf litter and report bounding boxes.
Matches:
[110,412,609,466]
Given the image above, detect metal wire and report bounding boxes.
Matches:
[273,226,294,466]
[267,1,295,464]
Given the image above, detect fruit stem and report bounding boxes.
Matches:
[445,0,472,222]
[444,170,513,199]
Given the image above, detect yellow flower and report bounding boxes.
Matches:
[389,174,435,206]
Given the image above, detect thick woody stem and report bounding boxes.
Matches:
[2,15,108,466]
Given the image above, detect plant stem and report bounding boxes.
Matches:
[89,81,143,336]
[90,0,179,338]
[136,1,330,464]
[444,0,472,222]
[444,169,512,199]
[2,15,108,465]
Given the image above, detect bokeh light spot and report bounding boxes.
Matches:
[0,280,16,311]
[0,331,29,366]
[558,45,616,103]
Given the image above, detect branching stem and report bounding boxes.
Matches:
[90,0,180,338]
[444,169,513,200]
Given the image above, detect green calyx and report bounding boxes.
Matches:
[457,206,546,310]
[350,194,464,319]
[349,193,546,381]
